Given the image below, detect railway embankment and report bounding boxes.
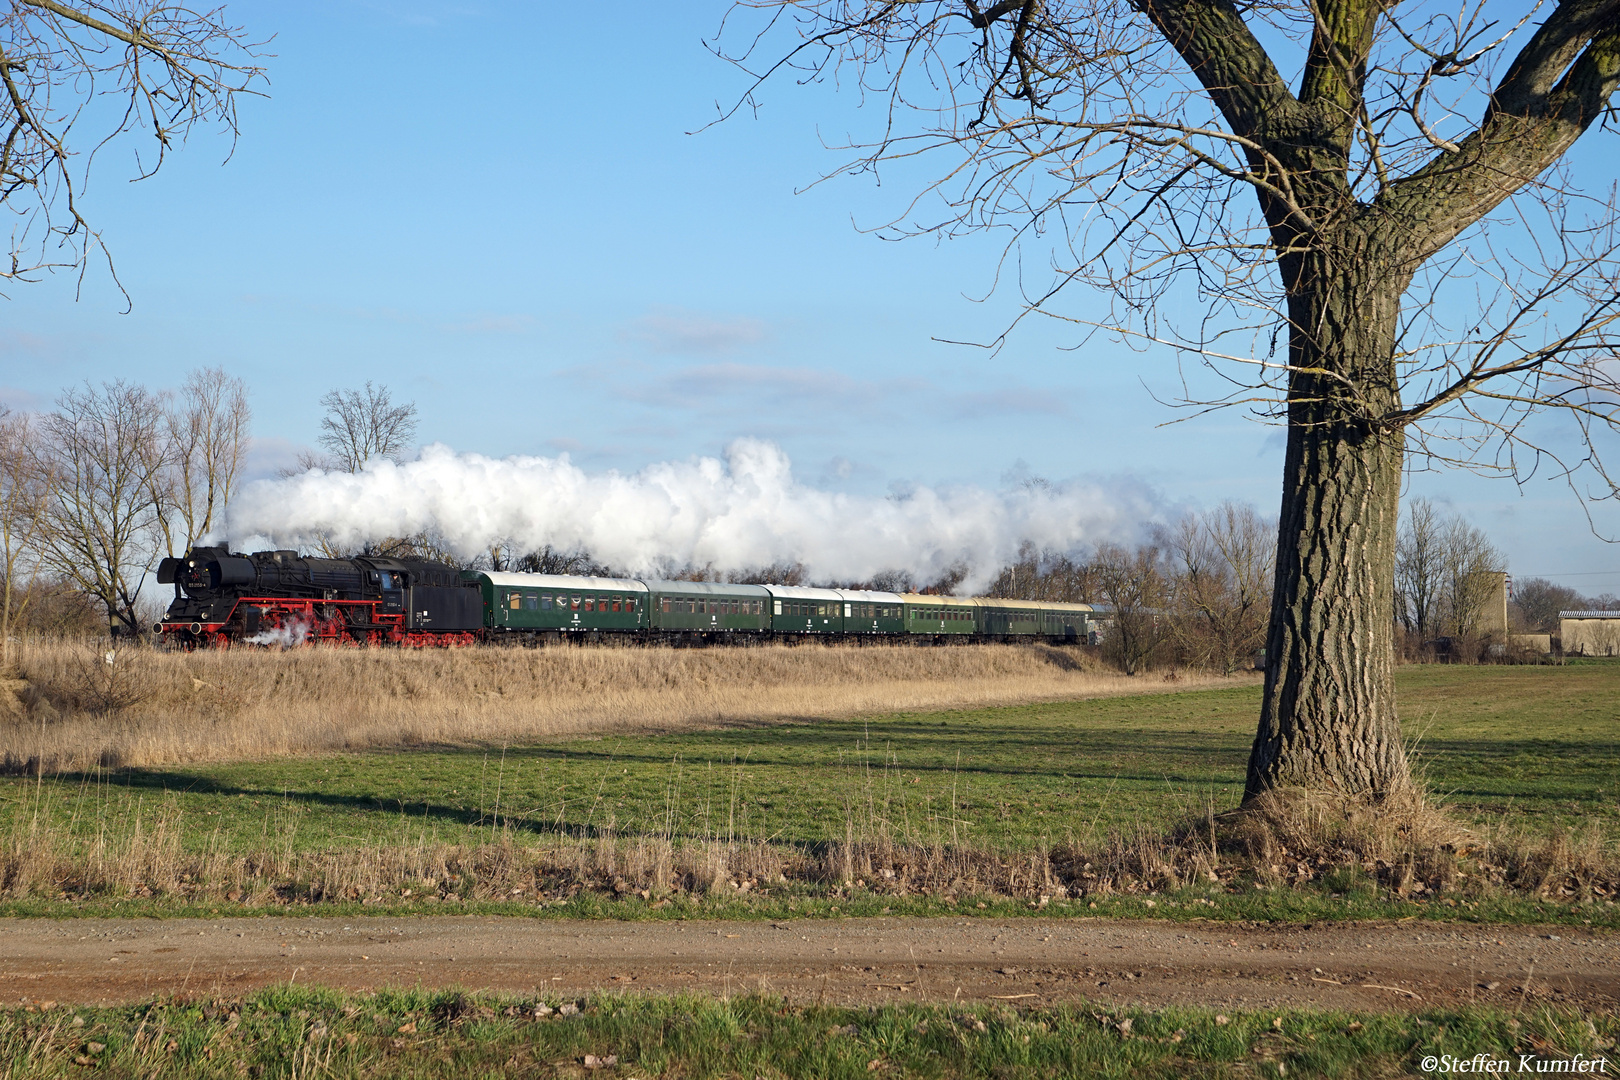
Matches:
[1,641,1250,772]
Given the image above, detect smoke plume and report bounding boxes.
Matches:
[226,440,1157,589]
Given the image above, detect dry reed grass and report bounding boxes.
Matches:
[0,639,1247,772]
[3,781,1612,909]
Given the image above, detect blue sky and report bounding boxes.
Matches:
[3,1,1616,592]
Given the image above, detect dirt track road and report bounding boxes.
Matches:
[2,917,1614,1012]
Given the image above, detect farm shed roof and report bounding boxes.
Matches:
[1559,610,1620,619]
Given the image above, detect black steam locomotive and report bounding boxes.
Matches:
[155,546,484,648]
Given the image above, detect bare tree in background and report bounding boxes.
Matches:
[1091,541,1170,675]
[729,561,810,586]
[33,381,167,636]
[316,382,418,473]
[1440,516,1507,638]
[1166,503,1274,675]
[0,408,46,668]
[1395,498,1445,641]
[0,2,265,295]
[721,1,1620,802]
[154,367,250,556]
[1511,577,1583,633]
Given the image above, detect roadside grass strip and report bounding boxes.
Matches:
[3,988,1616,1079]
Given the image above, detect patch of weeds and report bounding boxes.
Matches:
[0,989,1615,1079]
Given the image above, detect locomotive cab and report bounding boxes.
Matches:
[374,570,405,614]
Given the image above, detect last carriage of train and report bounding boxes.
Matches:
[155,547,1103,648]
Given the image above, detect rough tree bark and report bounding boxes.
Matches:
[1249,269,1408,796]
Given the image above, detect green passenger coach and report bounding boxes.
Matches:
[763,586,846,634]
[976,597,1046,637]
[645,580,772,635]
[475,571,649,635]
[837,589,907,634]
[901,594,979,636]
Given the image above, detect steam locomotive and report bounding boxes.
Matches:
[155,546,1101,648]
[156,547,484,648]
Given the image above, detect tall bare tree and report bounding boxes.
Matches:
[33,381,167,637]
[0,2,265,294]
[1440,516,1507,637]
[1395,497,1445,640]
[316,382,418,473]
[1166,502,1275,675]
[155,367,250,556]
[0,408,46,668]
[1090,541,1170,675]
[720,1,1620,801]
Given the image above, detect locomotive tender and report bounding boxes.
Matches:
[156,547,1097,648]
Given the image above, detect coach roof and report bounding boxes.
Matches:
[761,584,845,602]
[835,589,905,604]
[479,571,648,593]
[643,580,771,597]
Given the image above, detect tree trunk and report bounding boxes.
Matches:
[1245,257,1412,800]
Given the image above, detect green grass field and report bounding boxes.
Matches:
[3,662,1617,921]
[1,988,1613,1080]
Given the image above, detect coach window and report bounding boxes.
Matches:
[541,595,553,611]
[660,597,671,613]
[508,593,521,610]
[625,597,637,612]
[570,595,580,611]
[523,594,538,611]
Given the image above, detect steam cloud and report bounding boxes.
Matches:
[226,439,1158,589]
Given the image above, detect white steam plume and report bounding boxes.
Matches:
[226,439,1158,589]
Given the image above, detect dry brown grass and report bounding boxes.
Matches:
[3,784,1613,909]
[0,639,1249,773]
